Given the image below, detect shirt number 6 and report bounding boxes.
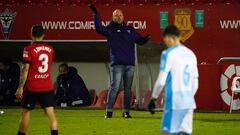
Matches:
[183,65,190,86]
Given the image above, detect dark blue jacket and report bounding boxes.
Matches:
[94,14,145,66]
[0,63,20,96]
[0,63,20,105]
[56,67,91,106]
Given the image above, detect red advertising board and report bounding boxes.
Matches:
[0,4,240,64]
[196,65,222,110]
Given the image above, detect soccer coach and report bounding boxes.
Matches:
[89,4,151,118]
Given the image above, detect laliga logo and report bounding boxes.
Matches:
[220,64,240,110]
[0,9,17,39]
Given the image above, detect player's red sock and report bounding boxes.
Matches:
[51,130,58,135]
[17,131,25,135]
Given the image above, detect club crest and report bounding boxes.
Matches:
[174,9,194,42]
[0,9,17,39]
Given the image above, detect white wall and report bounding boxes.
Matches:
[138,63,159,91]
[51,62,110,94]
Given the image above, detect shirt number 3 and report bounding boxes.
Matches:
[38,54,49,73]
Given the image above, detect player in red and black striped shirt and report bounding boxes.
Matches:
[15,24,58,135]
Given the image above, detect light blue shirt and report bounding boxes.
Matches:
[152,45,199,110]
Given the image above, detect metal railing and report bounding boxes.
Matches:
[217,57,240,64]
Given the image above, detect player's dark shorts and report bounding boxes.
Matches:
[22,90,56,110]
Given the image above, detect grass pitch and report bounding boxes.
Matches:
[0,108,240,135]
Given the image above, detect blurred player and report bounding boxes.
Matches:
[15,24,58,135]
[148,25,199,135]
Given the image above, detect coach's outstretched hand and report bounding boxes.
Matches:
[89,4,98,15]
[143,34,151,43]
[148,98,156,115]
[136,34,151,45]
[143,34,151,41]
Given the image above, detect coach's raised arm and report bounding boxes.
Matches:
[89,4,151,118]
[89,4,151,45]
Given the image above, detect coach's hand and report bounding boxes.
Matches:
[89,4,98,15]
[148,98,156,115]
[15,88,23,99]
[144,34,151,41]
[143,34,151,44]
[136,34,151,45]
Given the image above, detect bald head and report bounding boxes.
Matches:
[112,9,124,24]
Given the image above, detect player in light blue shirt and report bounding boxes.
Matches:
[148,25,199,135]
